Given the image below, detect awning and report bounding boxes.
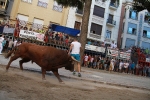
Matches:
[51,24,80,36]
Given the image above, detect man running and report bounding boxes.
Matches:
[68,37,81,77]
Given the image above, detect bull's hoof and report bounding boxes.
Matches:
[42,78,46,80]
[6,69,8,72]
[60,81,65,84]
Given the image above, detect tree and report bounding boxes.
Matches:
[54,0,92,63]
[132,0,150,12]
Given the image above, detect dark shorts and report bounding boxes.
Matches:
[71,54,80,62]
[8,47,12,51]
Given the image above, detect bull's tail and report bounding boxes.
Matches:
[5,47,17,59]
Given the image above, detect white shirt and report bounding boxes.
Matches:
[111,59,114,66]
[71,41,81,54]
[90,57,94,62]
[14,40,17,47]
[111,43,115,48]
[84,56,88,61]
[0,37,4,43]
[119,62,124,69]
[114,44,117,48]
[124,63,129,68]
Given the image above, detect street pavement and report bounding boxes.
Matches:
[0,55,150,90]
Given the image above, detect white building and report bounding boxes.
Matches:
[119,0,150,49]
[66,0,123,45]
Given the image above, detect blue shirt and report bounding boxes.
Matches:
[131,63,135,69]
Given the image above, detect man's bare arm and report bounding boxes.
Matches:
[68,44,73,54]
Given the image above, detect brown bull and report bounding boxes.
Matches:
[5,43,76,83]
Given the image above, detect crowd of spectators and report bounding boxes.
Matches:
[82,54,150,77]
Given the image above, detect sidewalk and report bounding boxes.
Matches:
[0,54,150,90]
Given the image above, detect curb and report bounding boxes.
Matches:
[2,64,150,91]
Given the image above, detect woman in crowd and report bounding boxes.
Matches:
[124,60,129,73]
[84,54,88,67]
[119,60,124,73]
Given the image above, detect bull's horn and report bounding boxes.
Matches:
[71,56,80,63]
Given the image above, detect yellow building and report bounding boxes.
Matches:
[9,0,69,29]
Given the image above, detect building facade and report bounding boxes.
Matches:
[0,0,11,22]
[66,0,123,45]
[9,0,69,28]
[118,0,150,49]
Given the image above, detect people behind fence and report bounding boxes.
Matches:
[82,53,150,77]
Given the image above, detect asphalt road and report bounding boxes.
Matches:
[0,54,150,90]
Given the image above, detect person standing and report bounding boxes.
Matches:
[84,54,88,67]
[119,60,124,73]
[124,61,129,73]
[131,62,136,74]
[7,38,14,52]
[0,34,4,54]
[68,37,81,77]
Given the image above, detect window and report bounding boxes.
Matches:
[107,14,114,24]
[53,1,63,12]
[125,38,135,48]
[0,1,5,9]
[90,23,102,35]
[129,10,138,20]
[17,14,28,26]
[74,21,81,30]
[32,18,44,30]
[76,9,83,15]
[122,22,125,32]
[22,0,32,3]
[105,30,111,39]
[144,12,150,23]
[128,23,137,35]
[17,14,28,21]
[93,6,105,18]
[110,0,119,7]
[128,27,136,35]
[37,0,48,8]
[142,42,150,49]
[143,26,150,38]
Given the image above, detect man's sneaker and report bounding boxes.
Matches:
[73,71,76,75]
[78,73,81,77]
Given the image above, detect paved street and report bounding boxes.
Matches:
[0,55,150,90]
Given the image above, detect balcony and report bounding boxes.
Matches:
[107,19,116,26]
[75,9,83,16]
[0,0,9,17]
[109,2,118,10]
[92,15,104,25]
[95,0,106,7]
[89,33,101,40]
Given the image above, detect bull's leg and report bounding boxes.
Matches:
[19,58,31,71]
[6,55,20,71]
[41,68,46,80]
[52,69,63,83]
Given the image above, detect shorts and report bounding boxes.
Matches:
[8,47,12,51]
[71,54,80,62]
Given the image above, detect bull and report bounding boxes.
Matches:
[5,43,77,83]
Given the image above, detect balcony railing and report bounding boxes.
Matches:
[107,19,116,26]
[76,9,83,16]
[109,2,118,10]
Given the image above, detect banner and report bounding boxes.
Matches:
[120,52,130,59]
[107,49,119,57]
[85,44,105,53]
[19,30,44,42]
[3,27,15,33]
